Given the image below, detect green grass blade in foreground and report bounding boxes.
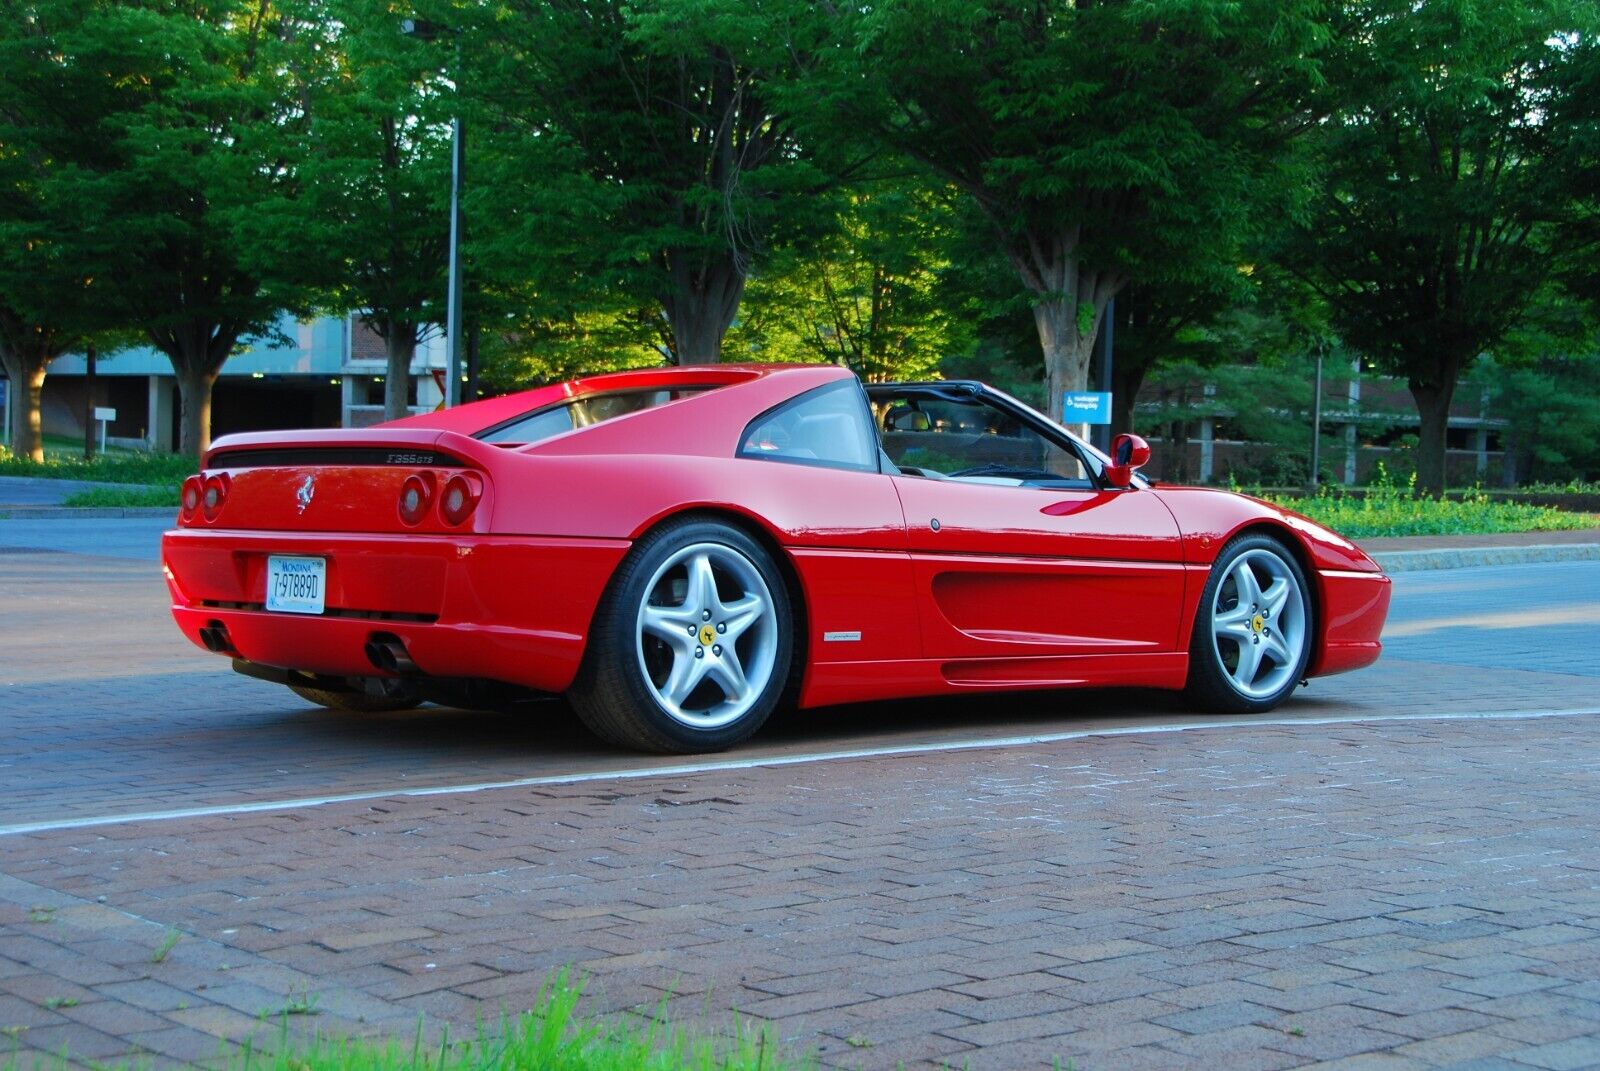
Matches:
[0,974,810,1071]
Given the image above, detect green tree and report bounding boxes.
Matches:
[0,0,124,460]
[463,0,826,366]
[732,181,973,380]
[808,0,1327,429]
[1273,0,1598,496]
[250,0,452,422]
[50,0,317,455]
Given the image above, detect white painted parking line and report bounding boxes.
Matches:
[3,705,1596,838]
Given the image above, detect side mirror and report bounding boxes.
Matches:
[1103,433,1151,488]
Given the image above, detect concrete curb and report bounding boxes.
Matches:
[0,506,175,520]
[1372,543,1600,572]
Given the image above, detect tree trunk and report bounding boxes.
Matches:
[383,322,417,422]
[999,223,1121,439]
[661,248,746,366]
[1408,378,1457,498]
[1500,427,1521,488]
[150,320,242,457]
[84,343,98,460]
[1110,362,1147,438]
[0,346,50,463]
[1033,295,1099,440]
[176,365,218,457]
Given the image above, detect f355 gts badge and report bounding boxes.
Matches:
[295,475,315,514]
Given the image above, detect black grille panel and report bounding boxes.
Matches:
[199,600,438,623]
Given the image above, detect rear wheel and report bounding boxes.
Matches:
[287,678,423,713]
[570,518,794,753]
[1183,533,1312,714]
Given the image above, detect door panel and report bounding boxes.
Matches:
[892,477,1187,659]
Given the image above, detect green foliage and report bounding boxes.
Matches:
[0,451,195,486]
[461,0,828,365]
[478,303,667,391]
[732,180,975,380]
[804,0,1329,417]
[4,0,328,454]
[1258,466,1599,538]
[59,486,180,508]
[0,0,135,458]
[247,0,454,418]
[0,974,807,1071]
[1271,0,1600,494]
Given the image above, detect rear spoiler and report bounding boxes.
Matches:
[204,429,506,472]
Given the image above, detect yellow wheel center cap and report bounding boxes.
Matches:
[1251,613,1265,634]
[700,625,717,646]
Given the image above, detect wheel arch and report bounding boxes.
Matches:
[598,505,810,692]
[1224,520,1322,674]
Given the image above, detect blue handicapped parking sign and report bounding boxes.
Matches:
[1063,392,1112,425]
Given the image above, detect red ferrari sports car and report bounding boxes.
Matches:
[163,363,1390,752]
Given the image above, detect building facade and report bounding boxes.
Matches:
[25,314,450,450]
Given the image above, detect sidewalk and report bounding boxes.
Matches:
[1363,529,1600,571]
[0,475,161,517]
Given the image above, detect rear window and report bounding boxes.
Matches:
[476,387,715,445]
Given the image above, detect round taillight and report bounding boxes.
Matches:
[398,473,433,525]
[201,474,229,521]
[180,476,203,519]
[439,474,480,526]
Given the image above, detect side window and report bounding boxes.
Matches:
[739,381,881,473]
[876,393,1090,486]
[479,406,574,444]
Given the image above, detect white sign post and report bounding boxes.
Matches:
[94,406,116,455]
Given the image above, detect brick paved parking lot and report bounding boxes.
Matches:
[1,524,1599,1069]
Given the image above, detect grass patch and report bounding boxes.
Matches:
[150,929,181,964]
[59,486,180,508]
[1,975,808,1071]
[1254,466,1600,539]
[0,444,195,487]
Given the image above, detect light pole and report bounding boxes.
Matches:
[1092,296,1115,454]
[1309,344,1324,491]
[401,17,464,409]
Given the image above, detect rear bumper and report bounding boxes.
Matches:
[1309,568,1392,677]
[162,529,628,692]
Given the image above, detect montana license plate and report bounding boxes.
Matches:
[265,556,326,614]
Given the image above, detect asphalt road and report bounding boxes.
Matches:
[1,517,1596,833]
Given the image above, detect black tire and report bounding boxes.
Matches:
[287,678,424,713]
[1183,532,1314,714]
[569,517,795,754]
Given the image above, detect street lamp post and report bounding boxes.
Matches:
[401,17,463,409]
[1309,344,1324,491]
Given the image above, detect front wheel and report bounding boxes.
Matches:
[1183,534,1313,713]
[569,519,795,753]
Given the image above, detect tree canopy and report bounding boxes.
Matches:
[2,0,1599,485]
[1272,0,1599,494]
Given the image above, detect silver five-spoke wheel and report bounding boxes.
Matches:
[1208,548,1306,700]
[1185,534,1313,713]
[636,543,778,730]
[569,519,795,753]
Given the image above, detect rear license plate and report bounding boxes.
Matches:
[265,556,326,614]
